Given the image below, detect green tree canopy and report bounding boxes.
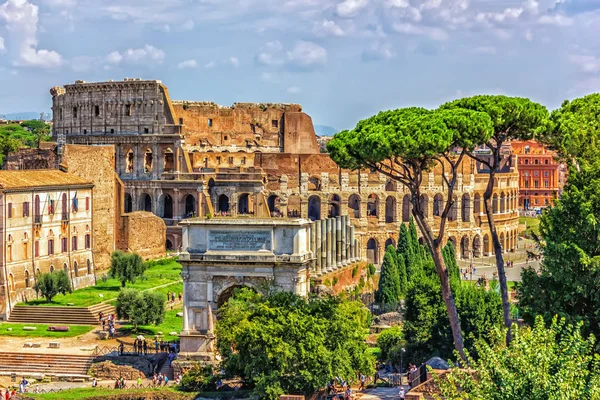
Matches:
[328,107,495,360]
[376,326,404,362]
[440,95,549,344]
[110,251,146,288]
[116,288,166,329]
[436,316,600,400]
[33,270,72,303]
[216,289,373,399]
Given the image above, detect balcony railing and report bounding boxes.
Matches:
[61,212,69,221]
[34,215,42,224]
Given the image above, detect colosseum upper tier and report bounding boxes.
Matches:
[50,78,520,265]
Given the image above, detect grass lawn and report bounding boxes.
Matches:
[21,259,182,308]
[27,387,250,400]
[519,216,540,237]
[119,297,183,342]
[0,322,93,338]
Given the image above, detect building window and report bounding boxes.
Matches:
[544,171,549,177]
[544,180,549,188]
[250,124,255,133]
[49,199,54,214]
[524,159,529,165]
[95,105,100,117]
[23,201,30,217]
[126,104,132,116]
[34,241,39,258]
[534,198,539,205]
[534,159,539,164]
[241,157,246,165]
[228,156,233,164]
[524,146,530,154]
[524,181,529,188]
[224,135,228,141]
[72,198,79,212]
[272,119,278,128]
[72,236,78,251]
[534,180,539,188]
[534,171,539,177]
[179,118,183,125]
[86,197,90,211]
[61,237,67,253]
[48,239,54,255]
[110,129,115,134]
[85,234,91,249]
[208,118,213,127]
[7,235,12,262]
[73,107,78,118]
[545,198,549,205]
[83,129,87,134]
[545,159,549,164]
[216,156,221,165]
[144,128,149,133]
[7,203,12,218]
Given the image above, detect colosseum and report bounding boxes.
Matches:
[50,78,520,266]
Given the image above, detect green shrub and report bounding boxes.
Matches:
[352,266,359,278]
[116,289,166,330]
[180,364,217,392]
[367,264,376,277]
[332,276,339,286]
[376,327,404,361]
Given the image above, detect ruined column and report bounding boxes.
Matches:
[326,218,333,272]
[345,216,351,264]
[331,218,338,270]
[349,226,356,262]
[310,221,316,258]
[336,216,342,268]
[316,219,322,275]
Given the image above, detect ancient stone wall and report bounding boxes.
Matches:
[3,147,59,170]
[61,144,117,271]
[283,112,320,154]
[118,211,166,259]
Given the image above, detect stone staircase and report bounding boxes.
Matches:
[8,303,115,326]
[159,359,174,380]
[0,352,94,380]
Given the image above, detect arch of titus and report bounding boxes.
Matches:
[178,215,358,357]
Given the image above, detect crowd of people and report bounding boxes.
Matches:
[99,312,117,339]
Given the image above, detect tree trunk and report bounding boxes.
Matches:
[482,178,512,344]
[413,213,466,361]
[430,242,466,361]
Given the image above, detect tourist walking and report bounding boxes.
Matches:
[92,378,97,388]
[398,387,405,399]
[143,340,148,355]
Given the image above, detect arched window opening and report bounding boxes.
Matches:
[185,194,196,217]
[124,193,133,213]
[420,194,429,218]
[367,194,379,217]
[329,194,341,218]
[461,194,471,222]
[492,194,499,214]
[140,193,152,212]
[385,196,397,223]
[163,194,173,218]
[164,149,174,173]
[500,193,506,213]
[144,149,153,173]
[218,194,230,214]
[268,195,281,217]
[473,193,481,215]
[402,194,411,222]
[308,195,321,221]
[448,196,458,222]
[238,193,252,215]
[367,238,379,264]
[348,194,361,218]
[74,261,79,277]
[385,180,397,192]
[461,236,470,259]
[385,238,396,249]
[25,270,30,288]
[126,150,134,173]
[433,194,443,217]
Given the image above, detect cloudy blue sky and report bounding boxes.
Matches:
[0,0,598,130]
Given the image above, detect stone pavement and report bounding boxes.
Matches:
[357,385,409,399]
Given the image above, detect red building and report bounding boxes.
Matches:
[511,140,567,209]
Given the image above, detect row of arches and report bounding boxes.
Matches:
[124,148,174,175]
[7,260,93,292]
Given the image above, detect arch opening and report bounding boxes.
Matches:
[366,238,379,264]
[308,195,321,221]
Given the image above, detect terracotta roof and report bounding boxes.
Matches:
[0,170,93,190]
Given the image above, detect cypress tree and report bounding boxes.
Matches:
[397,253,408,296]
[375,245,401,305]
[442,242,460,282]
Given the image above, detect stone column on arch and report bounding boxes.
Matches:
[331,218,337,270]
[340,215,348,266]
[152,142,160,180]
[326,218,333,272]
[115,145,122,177]
[345,215,351,264]
[134,145,141,179]
[349,226,356,261]
[315,219,322,275]
[181,267,191,333]
[336,216,342,268]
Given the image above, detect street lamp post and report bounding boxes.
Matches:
[400,347,406,385]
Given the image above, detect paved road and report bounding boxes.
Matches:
[358,386,408,399]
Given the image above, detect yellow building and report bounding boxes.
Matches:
[0,170,95,319]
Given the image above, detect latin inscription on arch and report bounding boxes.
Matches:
[208,230,271,251]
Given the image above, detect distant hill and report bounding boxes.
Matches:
[314,125,338,137]
[0,111,50,121]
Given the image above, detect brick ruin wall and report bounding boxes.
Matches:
[61,144,118,270]
[118,211,166,259]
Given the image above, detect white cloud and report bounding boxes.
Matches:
[336,0,369,18]
[0,0,63,68]
[106,50,123,65]
[315,19,345,36]
[471,46,496,55]
[181,19,194,31]
[538,13,573,26]
[261,72,278,82]
[42,0,76,7]
[287,86,301,94]
[227,56,240,67]
[362,41,393,61]
[568,53,600,73]
[69,55,98,72]
[177,59,198,69]
[105,45,165,66]
[0,36,4,52]
[393,22,448,40]
[204,61,216,69]
[524,29,533,41]
[384,0,409,7]
[286,40,327,68]
[256,41,285,66]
